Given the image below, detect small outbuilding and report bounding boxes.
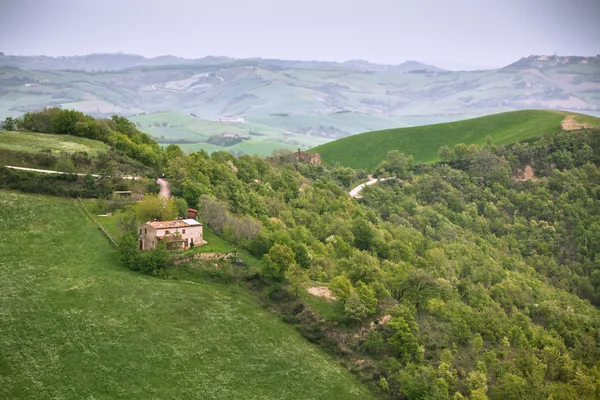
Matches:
[138,219,203,251]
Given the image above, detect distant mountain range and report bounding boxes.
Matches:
[0,53,444,73]
[1,53,599,156]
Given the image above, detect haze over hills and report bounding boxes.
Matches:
[1,53,599,156]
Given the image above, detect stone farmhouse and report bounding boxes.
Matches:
[295,149,321,165]
[138,219,203,251]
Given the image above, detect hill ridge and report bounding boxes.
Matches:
[311,110,600,171]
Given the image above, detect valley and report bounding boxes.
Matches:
[1,53,599,156]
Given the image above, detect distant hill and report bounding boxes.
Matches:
[1,53,599,156]
[311,110,600,171]
[0,53,442,72]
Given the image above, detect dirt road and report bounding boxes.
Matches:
[349,175,392,198]
[561,115,587,131]
[157,178,171,198]
[4,166,140,179]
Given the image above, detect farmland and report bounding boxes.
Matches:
[312,110,600,171]
[0,130,109,155]
[2,54,599,155]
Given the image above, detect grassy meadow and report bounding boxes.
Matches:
[0,131,109,155]
[0,191,372,399]
[312,110,600,171]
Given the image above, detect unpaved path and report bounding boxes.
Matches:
[562,115,587,131]
[157,178,171,198]
[306,286,337,300]
[349,175,392,198]
[4,166,141,179]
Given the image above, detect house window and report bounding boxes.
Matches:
[182,229,186,234]
[145,228,147,234]
[166,230,170,234]
[139,229,142,234]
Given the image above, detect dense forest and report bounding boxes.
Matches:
[3,109,600,399]
[155,128,600,399]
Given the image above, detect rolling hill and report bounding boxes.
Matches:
[0,191,372,399]
[312,110,600,171]
[1,53,599,156]
[0,130,109,155]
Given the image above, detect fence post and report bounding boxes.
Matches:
[77,196,118,247]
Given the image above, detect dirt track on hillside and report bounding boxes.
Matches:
[157,178,171,198]
[562,115,586,131]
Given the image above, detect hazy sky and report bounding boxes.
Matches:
[1,0,599,69]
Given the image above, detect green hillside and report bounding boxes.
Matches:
[0,191,371,399]
[0,130,109,155]
[312,110,600,171]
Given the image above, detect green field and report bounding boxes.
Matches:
[0,131,109,155]
[0,191,371,399]
[312,110,600,171]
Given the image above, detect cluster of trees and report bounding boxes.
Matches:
[155,127,600,399]
[3,108,165,169]
[0,166,116,198]
[116,195,188,275]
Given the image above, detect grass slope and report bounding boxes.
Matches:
[0,131,109,155]
[0,191,371,400]
[312,110,600,171]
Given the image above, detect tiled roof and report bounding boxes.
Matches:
[145,220,200,229]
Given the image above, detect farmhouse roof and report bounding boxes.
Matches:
[144,219,202,229]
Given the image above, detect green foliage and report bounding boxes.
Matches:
[0,191,369,399]
[55,156,76,173]
[285,263,309,297]
[2,116,16,131]
[313,110,585,171]
[262,244,295,280]
[355,281,377,314]
[84,120,600,399]
[344,291,370,321]
[329,275,353,302]
[0,166,112,198]
[118,230,173,275]
[7,108,165,170]
[132,194,178,223]
[361,329,385,354]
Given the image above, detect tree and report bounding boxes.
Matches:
[355,281,377,314]
[387,315,421,363]
[285,263,309,297]
[329,275,354,302]
[352,217,375,251]
[344,291,370,321]
[55,156,76,173]
[262,244,295,280]
[439,145,454,163]
[2,116,16,131]
[133,194,178,223]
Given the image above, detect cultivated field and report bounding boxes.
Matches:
[0,191,371,399]
[312,110,600,171]
[0,131,109,155]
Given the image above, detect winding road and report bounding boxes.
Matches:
[349,175,393,198]
[157,178,171,198]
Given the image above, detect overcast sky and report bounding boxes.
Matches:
[1,0,599,69]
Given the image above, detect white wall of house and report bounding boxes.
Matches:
[138,223,203,250]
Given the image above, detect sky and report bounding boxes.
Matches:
[1,0,599,70]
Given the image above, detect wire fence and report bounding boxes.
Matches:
[77,196,118,247]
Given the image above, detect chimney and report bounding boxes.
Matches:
[187,208,198,219]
